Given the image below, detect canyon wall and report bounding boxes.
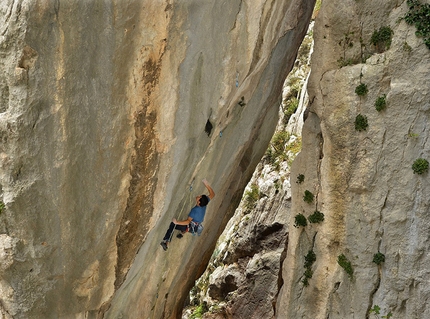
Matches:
[0,0,315,318]
[182,23,313,319]
[277,0,430,318]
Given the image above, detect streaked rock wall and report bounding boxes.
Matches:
[277,0,430,318]
[0,0,314,318]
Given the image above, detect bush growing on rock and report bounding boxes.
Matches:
[337,254,353,279]
[405,0,430,49]
[355,114,368,131]
[296,174,305,184]
[265,131,290,166]
[373,252,386,265]
[369,305,393,319]
[412,158,429,174]
[302,250,316,286]
[244,183,260,210]
[371,26,394,52]
[355,83,368,96]
[308,211,324,224]
[294,214,307,228]
[303,190,314,203]
[190,302,209,319]
[375,95,387,112]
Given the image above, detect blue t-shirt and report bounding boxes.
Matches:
[188,199,210,223]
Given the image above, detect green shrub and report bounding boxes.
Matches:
[265,131,290,165]
[369,305,393,319]
[285,136,302,156]
[355,114,368,131]
[294,214,307,228]
[303,190,314,203]
[190,302,209,319]
[302,250,316,286]
[304,250,317,269]
[373,252,386,265]
[296,174,305,184]
[302,268,313,284]
[337,254,353,279]
[283,97,299,125]
[412,158,429,174]
[371,26,394,52]
[244,183,260,210]
[375,95,387,112]
[405,0,430,49]
[355,83,368,96]
[308,211,325,224]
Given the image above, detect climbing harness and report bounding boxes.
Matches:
[189,221,204,236]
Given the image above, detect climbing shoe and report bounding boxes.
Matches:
[160,241,168,251]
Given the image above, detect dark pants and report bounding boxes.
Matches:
[163,222,187,242]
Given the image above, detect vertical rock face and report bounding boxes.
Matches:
[277,0,430,318]
[0,0,314,318]
[182,24,313,319]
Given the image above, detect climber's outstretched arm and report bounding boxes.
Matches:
[202,179,215,199]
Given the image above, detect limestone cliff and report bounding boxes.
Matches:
[0,0,315,318]
[182,23,313,319]
[277,0,430,318]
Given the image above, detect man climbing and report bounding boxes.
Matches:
[160,179,215,251]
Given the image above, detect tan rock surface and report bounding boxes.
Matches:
[0,0,314,318]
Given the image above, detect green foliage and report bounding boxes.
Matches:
[304,250,317,269]
[308,211,325,224]
[412,158,429,174]
[283,97,299,125]
[373,252,386,265]
[375,95,387,112]
[0,201,4,215]
[370,305,393,318]
[296,174,305,184]
[265,132,301,169]
[371,26,394,52]
[405,0,430,49]
[355,83,368,96]
[337,254,353,279]
[355,114,369,131]
[302,250,316,286]
[294,213,308,228]
[190,302,209,319]
[314,0,322,14]
[301,268,313,286]
[286,137,302,166]
[303,190,314,204]
[244,183,260,210]
[265,131,290,165]
[272,131,290,153]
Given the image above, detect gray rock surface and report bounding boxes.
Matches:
[0,0,314,318]
[277,0,430,318]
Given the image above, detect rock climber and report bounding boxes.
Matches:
[160,179,215,251]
